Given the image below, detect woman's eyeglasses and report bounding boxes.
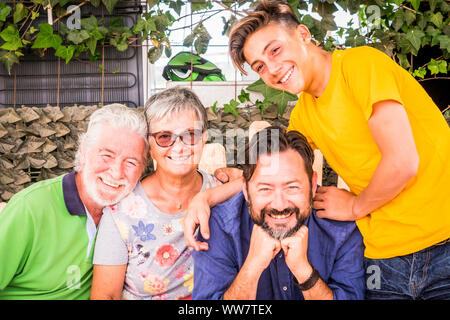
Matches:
[150,129,204,147]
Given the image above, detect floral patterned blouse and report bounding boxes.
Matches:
[93,170,216,300]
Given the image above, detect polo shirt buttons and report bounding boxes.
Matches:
[282,286,288,291]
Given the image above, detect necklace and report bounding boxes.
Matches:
[176,203,182,210]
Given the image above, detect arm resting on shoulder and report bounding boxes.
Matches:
[184,177,243,251]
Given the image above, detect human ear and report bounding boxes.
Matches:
[242,177,249,202]
[202,130,208,146]
[296,24,312,43]
[311,171,318,197]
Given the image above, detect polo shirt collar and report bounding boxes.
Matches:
[62,171,87,216]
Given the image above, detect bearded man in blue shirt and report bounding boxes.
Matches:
[192,126,365,300]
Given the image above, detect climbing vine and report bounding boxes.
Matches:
[0,0,448,107]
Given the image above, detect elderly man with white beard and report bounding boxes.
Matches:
[0,104,148,300]
[192,127,365,300]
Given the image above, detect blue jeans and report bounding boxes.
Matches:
[364,238,450,300]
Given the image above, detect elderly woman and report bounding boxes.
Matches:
[90,87,221,300]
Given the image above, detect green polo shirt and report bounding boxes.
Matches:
[0,172,96,300]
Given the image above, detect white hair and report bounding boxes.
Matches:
[73,103,149,171]
[144,87,208,132]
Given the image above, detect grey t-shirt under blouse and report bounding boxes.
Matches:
[93,170,216,300]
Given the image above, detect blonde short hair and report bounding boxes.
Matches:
[229,0,300,75]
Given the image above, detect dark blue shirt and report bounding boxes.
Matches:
[193,191,365,300]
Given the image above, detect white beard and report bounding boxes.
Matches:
[81,169,134,207]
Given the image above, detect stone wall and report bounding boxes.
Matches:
[0,104,340,201]
[0,106,100,201]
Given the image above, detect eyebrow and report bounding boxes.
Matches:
[99,148,141,162]
[249,40,276,69]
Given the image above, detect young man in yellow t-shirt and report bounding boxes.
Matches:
[220,0,450,299]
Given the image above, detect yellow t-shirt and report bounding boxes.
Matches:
[288,46,450,259]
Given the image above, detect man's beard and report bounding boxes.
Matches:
[81,169,133,207]
[249,190,313,240]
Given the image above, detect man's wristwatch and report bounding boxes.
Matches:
[293,267,321,291]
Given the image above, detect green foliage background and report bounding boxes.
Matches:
[0,0,448,115]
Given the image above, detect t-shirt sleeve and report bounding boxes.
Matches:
[342,46,405,120]
[0,199,34,289]
[93,210,128,266]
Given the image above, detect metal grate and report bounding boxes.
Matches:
[0,1,145,108]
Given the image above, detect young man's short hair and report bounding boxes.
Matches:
[229,0,300,75]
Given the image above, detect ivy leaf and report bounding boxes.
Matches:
[31,24,62,49]
[58,0,73,6]
[405,28,425,52]
[429,0,439,12]
[0,49,19,74]
[194,32,211,55]
[13,3,28,24]
[30,11,39,21]
[81,15,98,32]
[210,101,218,114]
[266,90,298,116]
[110,37,128,51]
[438,60,447,73]
[238,89,250,103]
[412,66,427,78]
[55,45,75,64]
[255,99,272,115]
[90,0,101,7]
[392,11,404,31]
[147,45,162,63]
[190,0,212,12]
[164,44,172,58]
[247,79,284,99]
[0,25,23,51]
[427,58,440,75]
[183,33,195,47]
[301,15,315,29]
[408,0,421,12]
[133,17,156,39]
[437,35,450,52]
[223,99,240,117]
[322,15,338,31]
[403,10,416,26]
[247,79,297,116]
[429,12,443,29]
[146,0,159,8]
[102,0,119,14]
[0,3,11,22]
[67,29,90,45]
[86,37,98,55]
[397,52,410,69]
[169,0,184,15]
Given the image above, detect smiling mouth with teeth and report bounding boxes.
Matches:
[263,207,299,221]
[168,155,191,161]
[268,212,294,219]
[100,176,124,189]
[279,67,293,84]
